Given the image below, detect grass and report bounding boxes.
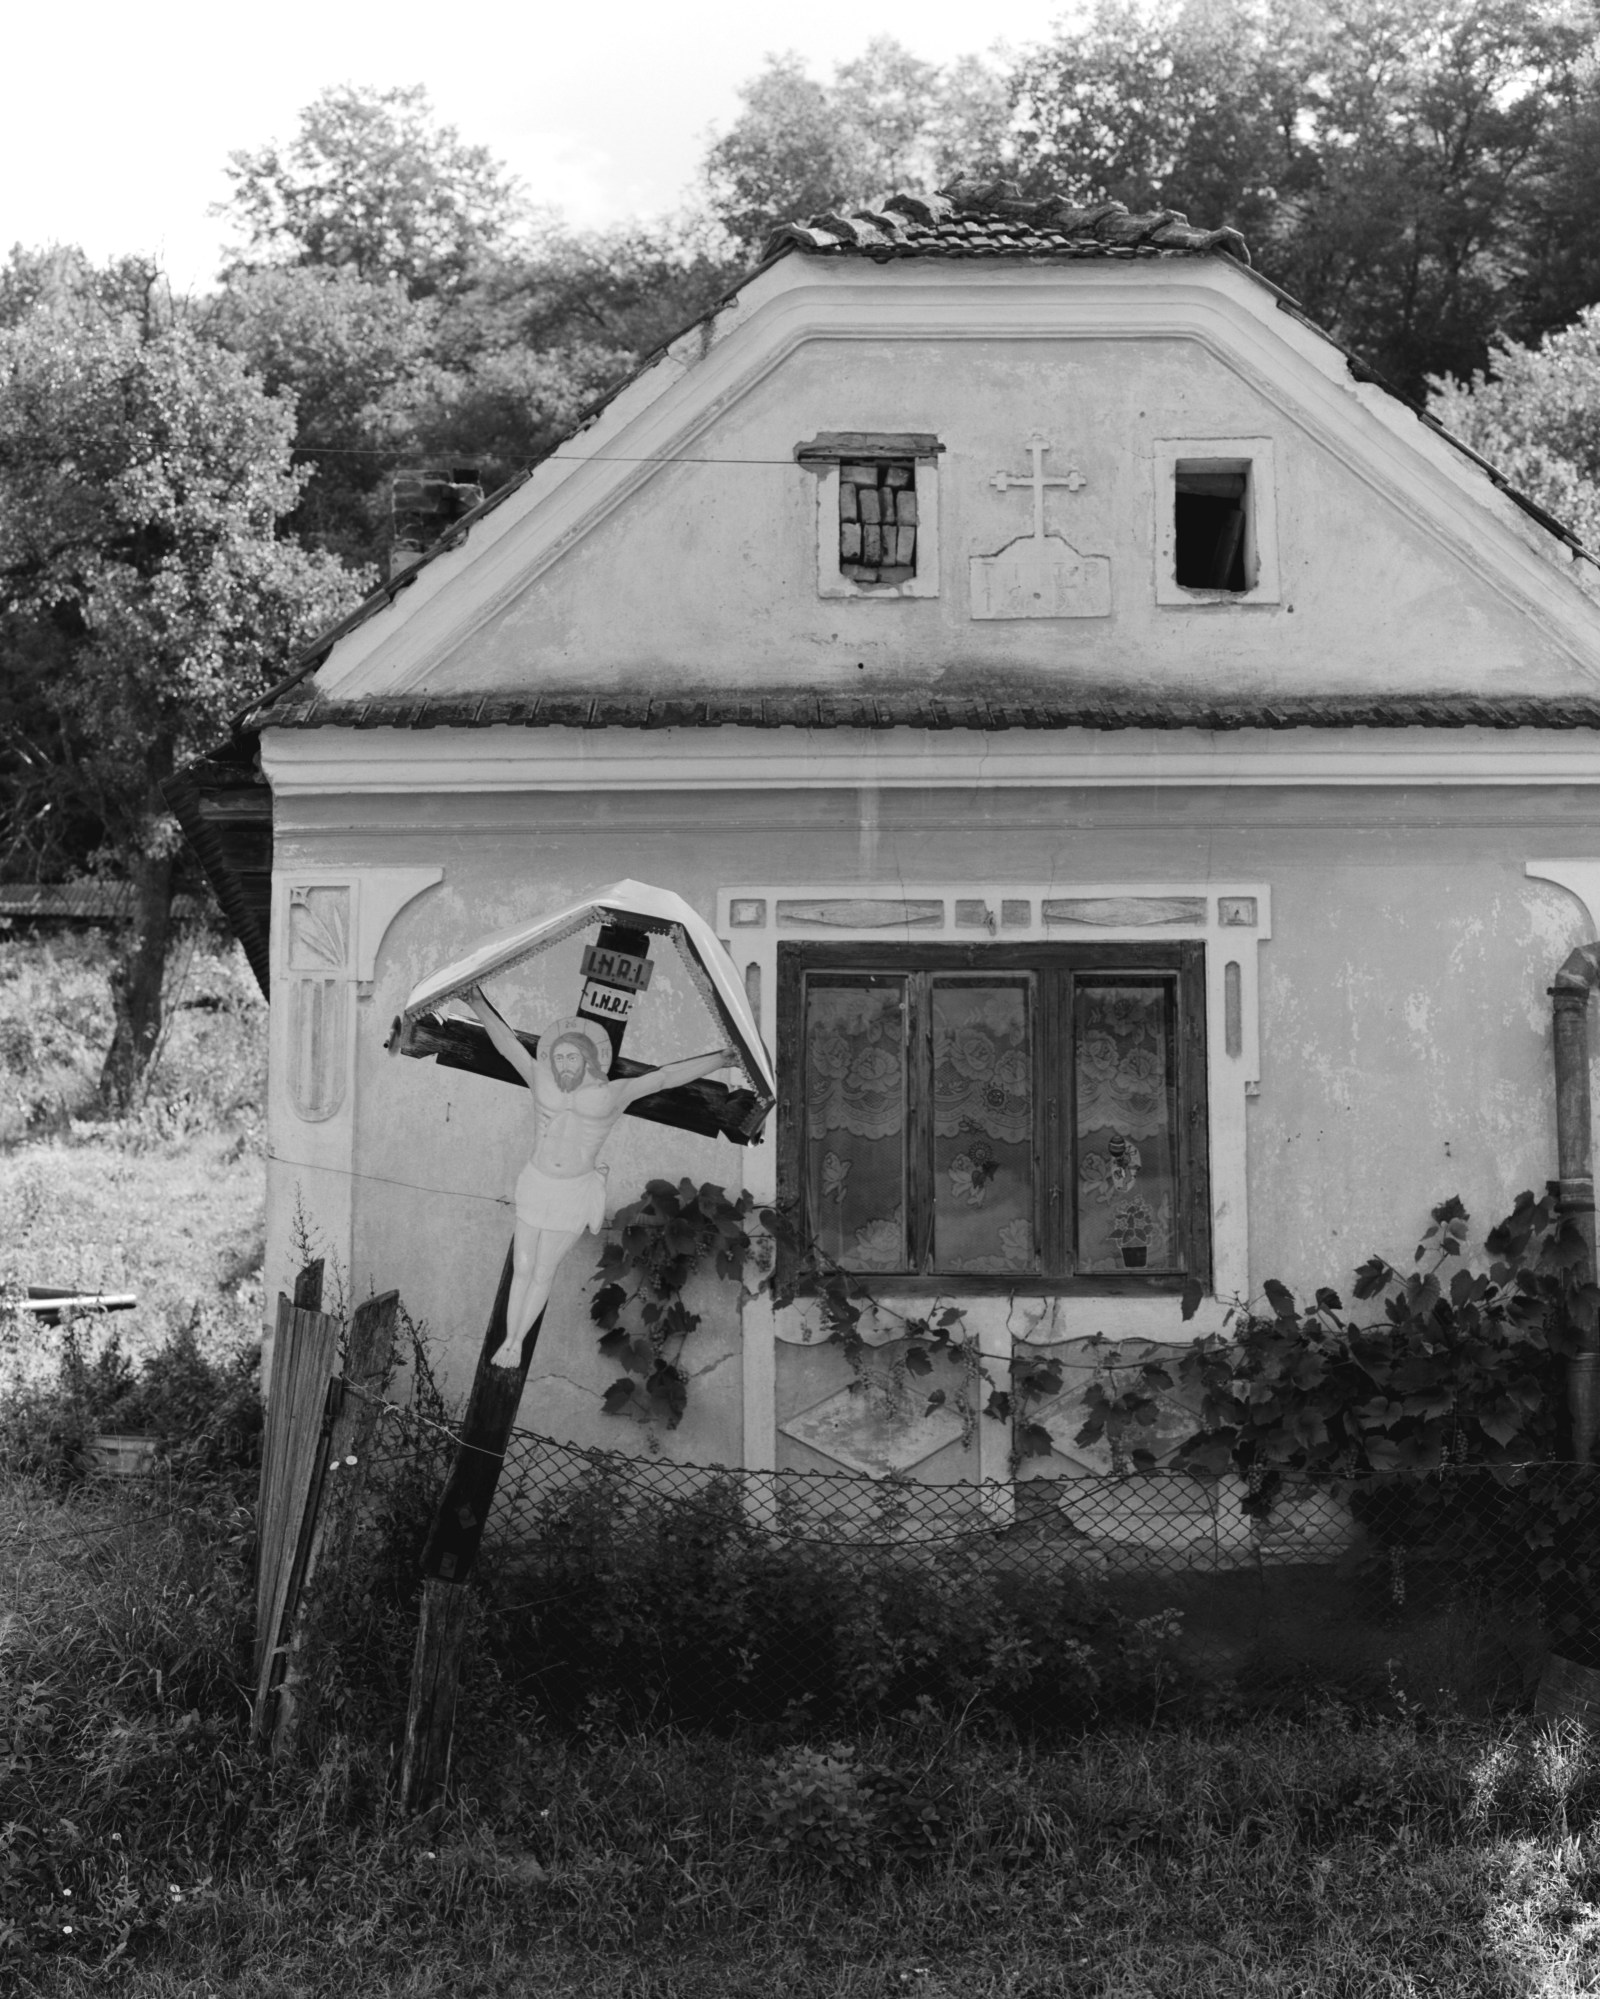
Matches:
[0,929,266,1386]
[6,1462,1600,1998]
[4,928,1600,1995]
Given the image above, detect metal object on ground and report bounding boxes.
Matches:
[17,1287,137,1325]
[88,1434,158,1478]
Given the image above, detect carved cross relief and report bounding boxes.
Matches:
[970,430,1111,621]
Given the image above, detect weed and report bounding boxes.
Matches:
[758,1743,875,1872]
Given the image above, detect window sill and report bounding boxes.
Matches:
[1159,587,1281,608]
[779,1271,1198,1301]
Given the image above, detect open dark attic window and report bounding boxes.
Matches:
[840,460,918,584]
[1175,465,1249,592]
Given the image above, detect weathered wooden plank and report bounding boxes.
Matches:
[399,1578,473,1811]
[270,1290,401,1764]
[417,1248,520,1584]
[255,1293,297,1654]
[399,1212,556,1808]
[252,1294,340,1739]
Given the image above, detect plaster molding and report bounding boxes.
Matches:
[261,724,1600,797]
[1526,860,1600,938]
[306,259,1600,702]
[263,864,442,1395]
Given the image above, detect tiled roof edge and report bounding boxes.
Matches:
[260,691,1600,733]
[762,180,1252,267]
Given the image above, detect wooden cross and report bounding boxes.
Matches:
[401,925,655,1807]
[990,432,1086,542]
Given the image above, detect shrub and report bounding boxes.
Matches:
[474,1461,1183,1733]
[758,1743,875,1871]
[0,1312,261,1486]
[0,929,264,1142]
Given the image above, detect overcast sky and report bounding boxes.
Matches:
[2,0,1071,293]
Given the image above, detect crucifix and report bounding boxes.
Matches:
[989,432,1086,543]
[396,883,772,1809]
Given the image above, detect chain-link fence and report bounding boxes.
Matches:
[355,1406,1600,1731]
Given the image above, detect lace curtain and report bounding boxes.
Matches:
[803,979,1036,1275]
[806,984,908,1270]
[1074,983,1177,1272]
[802,974,1179,1279]
[930,983,1034,1273]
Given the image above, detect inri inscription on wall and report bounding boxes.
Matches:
[970,432,1110,620]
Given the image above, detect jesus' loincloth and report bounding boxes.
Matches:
[513,1158,609,1236]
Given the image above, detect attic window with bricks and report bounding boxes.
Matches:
[796,431,944,599]
[839,459,918,581]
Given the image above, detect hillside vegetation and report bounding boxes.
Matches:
[0,929,266,1389]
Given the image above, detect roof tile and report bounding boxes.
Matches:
[259,689,1600,734]
[765,178,1251,268]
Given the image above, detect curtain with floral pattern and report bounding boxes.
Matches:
[805,982,908,1270]
[931,982,1035,1274]
[1074,982,1177,1272]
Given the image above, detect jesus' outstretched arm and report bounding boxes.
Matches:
[466,986,537,1090]
[611,1046,738,1109]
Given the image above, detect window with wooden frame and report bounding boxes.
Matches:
[777,943,1210,1294]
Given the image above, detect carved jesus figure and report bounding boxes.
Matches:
[467,986,736,1362]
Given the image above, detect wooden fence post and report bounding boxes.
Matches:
[251,1263,341,1744]
[270,1289,400,1764]
[400,1246,522,1811]
[293,1259,325,1313]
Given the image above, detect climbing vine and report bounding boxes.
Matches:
[1072,1189,1590,1506]
[593,1184,1012,1447]
[589,1179,757,1428]
[589,1179,1600,1662]
[593,1182,1594,1495]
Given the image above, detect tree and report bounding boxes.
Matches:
[1009,0,1600,399]
[704,38,1012,251]
[0,260,363,1107]
[1009,0,1315,249]
[457,217,744,365]
[220,83,522,299]
[210,263,440,565]
[1429,308,1600,549]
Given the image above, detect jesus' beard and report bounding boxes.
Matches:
[554,1065,586,1093]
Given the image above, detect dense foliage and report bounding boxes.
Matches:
[221,83,522,300]
[480,1460,1180,1733]
[589,1177,757,1427]
[1430,302,1600,547]
[1065,1192,1593,1493]
[0,258,360,1102]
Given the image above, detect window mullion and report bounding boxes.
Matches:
[1036,971,1057,1277]
[1177,944,1213,1287]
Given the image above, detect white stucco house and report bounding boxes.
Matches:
[177,178,1600,1493]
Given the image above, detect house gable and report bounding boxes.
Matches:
[303,251,1600,713]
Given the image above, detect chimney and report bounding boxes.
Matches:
[389,465,485,579]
